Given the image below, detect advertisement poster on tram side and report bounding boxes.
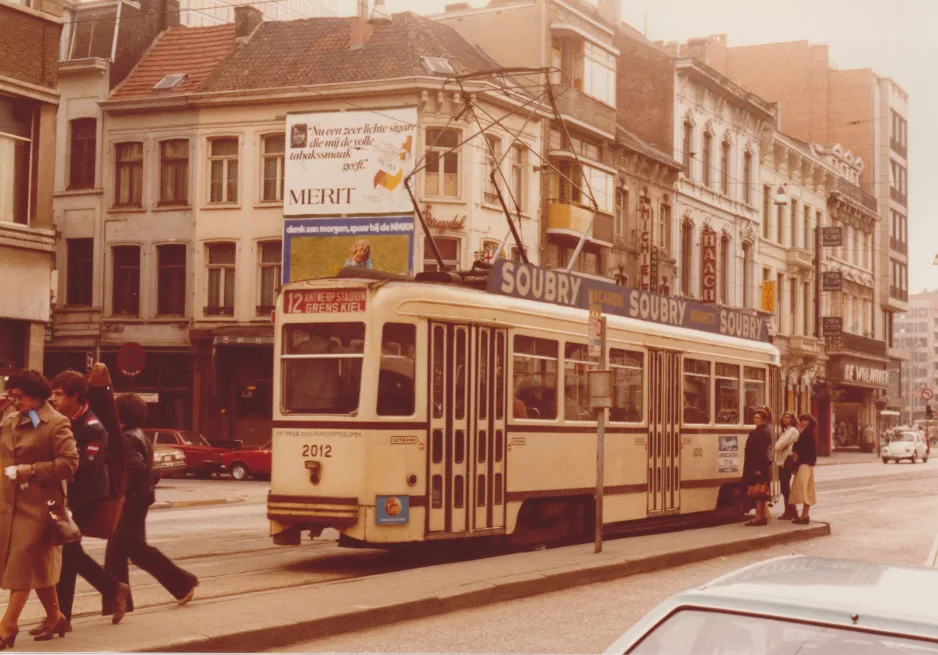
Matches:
[718,436,739,474]
[284,108,417,216]
[282,216,414,284]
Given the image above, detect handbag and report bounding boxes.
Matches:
[80,497,124,539]
[747,482,770,500]
[48,497,82,546]
[783,455,796,470]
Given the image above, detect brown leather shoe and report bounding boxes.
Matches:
[112,582,130,625]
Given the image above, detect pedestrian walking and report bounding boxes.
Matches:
[0,370,79,649]
[790,413,818,524]
[48,371,129,636]
[774,412,800,520]
[106,394,198,607]
[742,407,772,526]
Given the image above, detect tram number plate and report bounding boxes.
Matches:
[301,444,333,458]
[285,289,366,314]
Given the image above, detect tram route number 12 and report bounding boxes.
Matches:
[302,444,333,457]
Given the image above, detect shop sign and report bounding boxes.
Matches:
[842,363,889,387]
[700,226,717,304]
[821,317,843,337]
[639,203,652,291]
[649,246,659,293]
[821,226,843,248]
[426,214,467,231]
[822,271,843,292]
[761,280,776,312]
[283,289,366,314]
[787,385,795,413]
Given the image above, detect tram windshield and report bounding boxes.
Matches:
[281,323,364,414]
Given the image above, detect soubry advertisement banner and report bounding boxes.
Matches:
[282,216,415,284]
[285,108,418,216]
[487,260,771,343]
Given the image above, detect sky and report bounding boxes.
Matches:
[341,0,937,292]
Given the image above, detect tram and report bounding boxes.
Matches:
[267,262,781,547]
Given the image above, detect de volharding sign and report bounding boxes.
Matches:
[487,261,770,343]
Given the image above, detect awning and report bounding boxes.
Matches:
[879,410,901,416]
[212,334,274,346]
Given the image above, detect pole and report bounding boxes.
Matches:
[814,222,822,339]
[595,315,607,554]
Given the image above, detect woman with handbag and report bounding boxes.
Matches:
[790,413,818,524]
[742,407,772,526]
[774,412,800,520]
[0,370,79,649]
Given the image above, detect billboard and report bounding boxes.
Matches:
[285,108,418,216]
[282,216,415,284]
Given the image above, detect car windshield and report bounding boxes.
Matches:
[179,431,211,447]
[261,441,271,450]
[898,433,917,442]
[629,608,938,654]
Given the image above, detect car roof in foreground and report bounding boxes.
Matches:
[605,557,938,653]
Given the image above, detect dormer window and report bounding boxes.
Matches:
[153,74,187,91]
[421,57,455,75]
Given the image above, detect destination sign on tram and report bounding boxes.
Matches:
[284,288,366,314]
[488,261,770,343]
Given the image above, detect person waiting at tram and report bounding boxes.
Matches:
[742,408,773,526]
[774,413,800,520]
[790,413,818,524]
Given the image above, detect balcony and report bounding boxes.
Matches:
[827,332,887,357]
[546,202,613,244]
[890,286,909,302]
[890,138,907,159]
[890,187,908,207]
[889,236,908,255]
[785,248,813,274]
[788,335,823,359]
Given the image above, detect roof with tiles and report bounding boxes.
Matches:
[109,24,237,101]
[200,12,497,93]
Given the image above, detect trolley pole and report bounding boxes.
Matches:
[588,305,609,554]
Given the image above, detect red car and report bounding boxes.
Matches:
[221,442,271,481]
[143,429,229,478]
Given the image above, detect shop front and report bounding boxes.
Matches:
[825,356,889,453]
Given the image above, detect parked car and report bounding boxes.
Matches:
[221,441,271,481]
[883,430,929,464]
[142,429,230,478]
[152,444,187,483]
[604,556,938,654]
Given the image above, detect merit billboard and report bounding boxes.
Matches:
[285,108,418,216]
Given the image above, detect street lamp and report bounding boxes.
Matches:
[774,184,789,206]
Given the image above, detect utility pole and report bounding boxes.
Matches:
[588,305,610,554]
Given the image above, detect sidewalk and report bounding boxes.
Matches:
[151,480,254,510]
[15,520,829,653]
[816,450,880,466]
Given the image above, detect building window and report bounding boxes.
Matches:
[790,277,798,335]
[681,221,693,296]
[742,243,752,309]
[790,199,798,247]
[423,236,460,272]
[776,202,783,244]
[614,188,627,240]
[66,238,93,306]
[742,151,752,204]
[69,118,96,190]
[682,122,693,177]
[720,234,729,305]
[206,242,235,316]
[509,144,526,213]
[258,241,281,315]
[112,245,140,317]
[803,281,810,336]
[483,134,501,205]
[762,185,770,239]
[115,142,143,207]
[658,202,670,252]
[159,139,189,206]
[701,132,712,187]
[720,139,730,195]
[262,134,285,202]
[424,128,460,198]
[157,244,186,316]
[208,137,239,204]
[580,42,616,106]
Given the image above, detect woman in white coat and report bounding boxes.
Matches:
[774,412,800,520]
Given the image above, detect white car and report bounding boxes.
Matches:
[883,431,929,464]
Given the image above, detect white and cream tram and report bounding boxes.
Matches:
[267,263,781,547]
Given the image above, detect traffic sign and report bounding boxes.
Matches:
[923,388,934,401]
[589,304,602,359]
[116,342,146,377]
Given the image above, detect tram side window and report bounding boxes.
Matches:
[744,366,767,424]
[610,349,643,422]
[378,323,416,416]
[715,363,740,425]
[513,335,558,420]
[564,343,597,421]
[683,359,711,424]
[281,323,365,414]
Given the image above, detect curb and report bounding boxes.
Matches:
[147,522,830,653]
[151,496,246,510]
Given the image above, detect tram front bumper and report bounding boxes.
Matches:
[267,495,360,538]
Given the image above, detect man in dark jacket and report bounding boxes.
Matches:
[106,393,198,608]
[49,371,129,628]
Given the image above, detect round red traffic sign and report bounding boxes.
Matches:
[923,388,934,401]
[116,342,146,377]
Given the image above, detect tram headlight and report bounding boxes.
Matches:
[305,460,322,485]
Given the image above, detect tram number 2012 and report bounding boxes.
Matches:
[692,448,704,458]
[302,444,333,458]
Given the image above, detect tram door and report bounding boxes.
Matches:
[769,366,784,498]
[647,350,681,514]
[427,323,507,534]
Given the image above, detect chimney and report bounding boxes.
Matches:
[369,0,391,25]
[356,0,368,19]
[596,0,620,28]
[349,16,375,50]
[444,2,470,10]
[234,5,263,39]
